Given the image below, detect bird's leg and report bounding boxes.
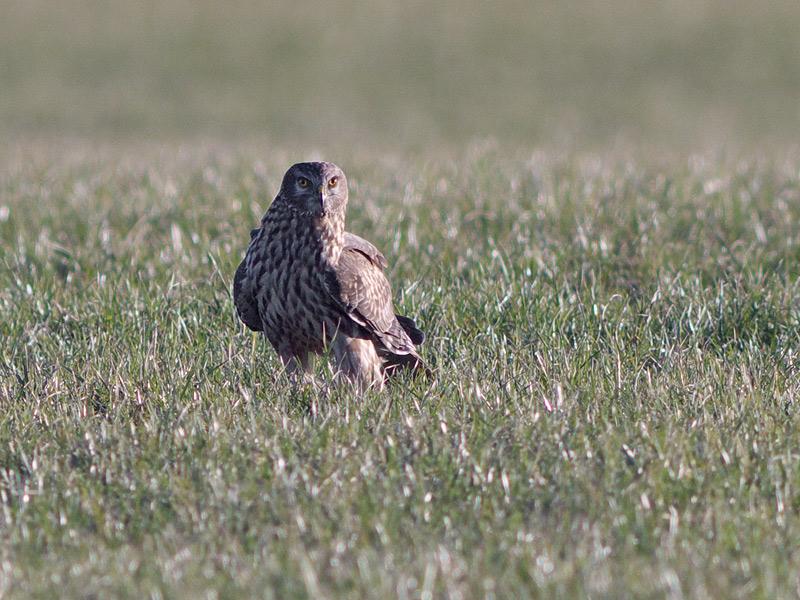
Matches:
[278,348,325,395]
[279,350,328,417]
[279,350,311,383]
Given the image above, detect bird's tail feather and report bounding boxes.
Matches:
[382,350,432,381]
[379,314,430,381]
[395,314,425,345]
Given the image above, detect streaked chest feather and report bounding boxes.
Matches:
[247,210,344,346]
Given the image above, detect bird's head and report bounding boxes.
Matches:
[279,162,348,220]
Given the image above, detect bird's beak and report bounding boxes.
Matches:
[317,187,326,216]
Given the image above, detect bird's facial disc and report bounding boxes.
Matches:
[285,162,347,218]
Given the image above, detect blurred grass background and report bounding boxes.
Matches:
[2,0,799,148]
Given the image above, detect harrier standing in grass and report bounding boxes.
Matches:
[233,162,426,390]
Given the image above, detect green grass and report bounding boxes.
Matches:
[1,143,799,598]
[2,0,800,596]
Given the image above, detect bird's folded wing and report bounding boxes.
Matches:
[326,247,418,355]
[233,259,263,331]
[233,234,264,332]
[328,248,394,330]
[343,233,425,346]
[343,232,388,269]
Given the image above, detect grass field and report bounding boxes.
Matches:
[2,143,799,598]
[2,0,800,598]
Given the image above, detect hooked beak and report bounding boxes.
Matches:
[317,186,326,217]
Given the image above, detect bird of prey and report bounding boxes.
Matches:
[233,161,426,390]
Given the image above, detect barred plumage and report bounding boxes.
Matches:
[233,162,426,389]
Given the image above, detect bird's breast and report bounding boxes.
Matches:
[251,217,344,349]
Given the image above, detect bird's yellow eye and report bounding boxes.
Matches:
[297,177,310,189]
[328,177,339,189]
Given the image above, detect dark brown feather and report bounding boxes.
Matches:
[233,257,262,332]
[396,314,425,345]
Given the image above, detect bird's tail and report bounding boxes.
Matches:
[376,313,431,381]
[382,350,432,380]
[395,314,425,345]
